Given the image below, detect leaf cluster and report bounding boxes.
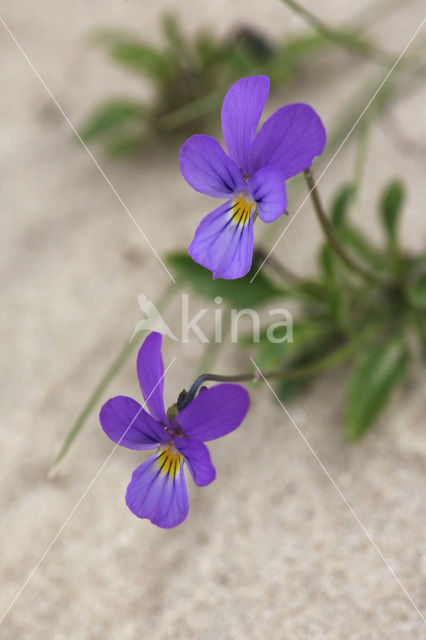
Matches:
[80,13,334,155]
[168,179,426,439]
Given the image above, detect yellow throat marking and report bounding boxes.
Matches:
[231,194,255,227]
[157,446,183,479]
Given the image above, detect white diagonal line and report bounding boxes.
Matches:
[0,357,176,626]
[0,15,176,284]
[250,15,426,283]
[250,356,426,624]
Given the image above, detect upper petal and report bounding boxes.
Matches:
[126,450,189,528]
[179,134,244,197]
[188,199,254,280]
[174,437,216,487]
[173,383,250,442]
[137,332,167,423]
[99,396,168,450]
[221,75,270,174]
[248,166,287,223]
[248,103,326,179]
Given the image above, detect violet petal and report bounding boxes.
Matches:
[248,103,326,178]
[137,332,167,423]
[99,396,168,450]
[174,383,250,442]
[126,450,189,528]
[249,165,287,223]
[179,134,244,197]
[188,200,254,280]
[221,75,270,174]
[174,437,216,486]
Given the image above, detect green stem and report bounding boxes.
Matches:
[48,283,177,477]
[279,0,392,65]
[303,168,389,285]
[182,332,363,408]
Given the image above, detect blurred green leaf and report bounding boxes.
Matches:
[289,279,329,305]
[345,338,409,439]
[162,13,185,53]
[105,134,148,156]
[166,252,287,308]
[276,332,338,401]
[319,244,335,281]
[81,100,147,141]
[413,312,426,361]
[380,179,404,244]
[336,225,384,270]
[330,184,355,228]
[251,321,325,371]
[407,274,426,310]
[317,239,352,329]
[96,32,171,79]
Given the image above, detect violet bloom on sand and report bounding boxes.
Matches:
[99,332,250,529]
[179,74,326,279]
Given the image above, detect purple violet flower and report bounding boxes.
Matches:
[99,332,250,529]
[179,74,326,279]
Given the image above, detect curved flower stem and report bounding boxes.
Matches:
[181,333,362,409]
[48,283,178,477]
[304,168,389,285]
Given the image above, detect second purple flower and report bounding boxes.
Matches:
[99,332,250,528]
[179,74,326,280]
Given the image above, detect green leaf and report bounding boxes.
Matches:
[330,183,355,228]
[276,332,338,401]
[106,134,148,156]
[413,312,426,361]
[251,321,324,371]
[81,101,146,141]
[162,13,185,53]
[345,339,409,440]
[97,33,171,79]
[380,179,404,244]
[289,279,328,304]
[335,224,384,269]
[319,244,335,280]
[166,252,287,308]
[407,274,426,310]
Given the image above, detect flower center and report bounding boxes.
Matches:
[230,193,255,227]
[156,443,183,478]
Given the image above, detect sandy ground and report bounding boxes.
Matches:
[0,1,425,638]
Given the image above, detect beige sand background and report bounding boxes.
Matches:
[1,1,425,638]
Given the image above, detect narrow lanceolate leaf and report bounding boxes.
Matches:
[345,339,409,440]
[379,179,404,245]
[252,321,326,371]
[413,312,426,361]
[94,32,171,79]
[81,101,147,141]
[407,274,426,310]
[330,183,355,228]
[335,225,384,270]
[166,252,287,308]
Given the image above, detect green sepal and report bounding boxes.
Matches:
[167,403,180,422]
